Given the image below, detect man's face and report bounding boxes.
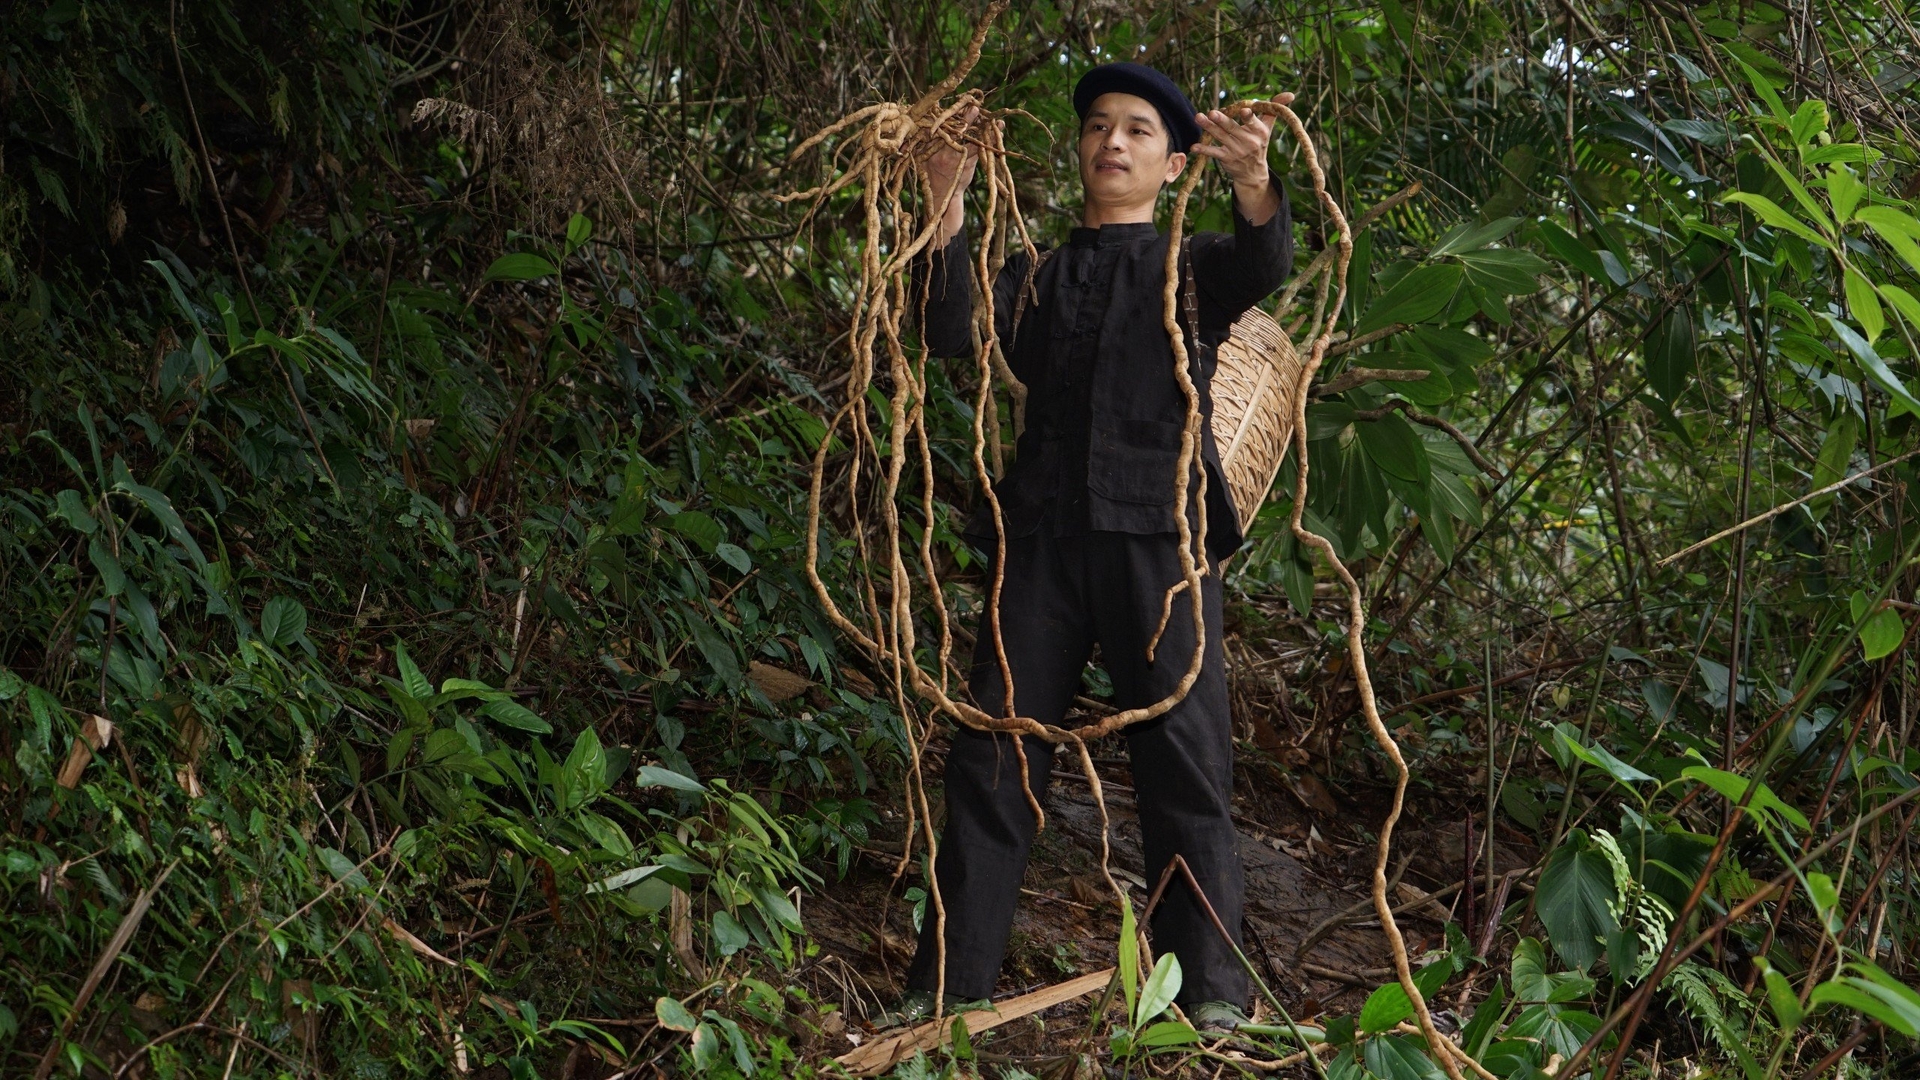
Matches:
[1078,92,1188,208]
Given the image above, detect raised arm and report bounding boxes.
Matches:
[1187,95,1297,329]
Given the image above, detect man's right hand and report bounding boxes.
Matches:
[924,106,983,247]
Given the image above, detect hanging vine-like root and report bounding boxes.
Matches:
[1268,111,1467,1080]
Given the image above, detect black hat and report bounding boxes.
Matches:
[1072,62,1202,156]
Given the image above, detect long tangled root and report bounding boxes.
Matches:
[783,20,1453,1066]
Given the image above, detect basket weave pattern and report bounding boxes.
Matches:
[1209,308,1305,534]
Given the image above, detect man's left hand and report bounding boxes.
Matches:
[1191,92,1293,225]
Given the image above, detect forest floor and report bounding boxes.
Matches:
[794,685,1542,1072]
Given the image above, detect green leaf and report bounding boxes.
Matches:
[714,542,752,573]
[393,640,432,700]
[1828,164,1865,223]
[1430,216,1522,257]
[1790,99,1830,146]
[1681,766,1811,831]
[1809,412,1859,519]
[318,847,368,890]
[1857,206,1920,275]
[557,727,608,811]
[668,510,724,553]
[1355,264,1463,334]
[1844,267,1885,342]
[1362,1034,1447,1080]
[712,910,751,955]
[1119,900,1140,1020]
[1811,978,1920,1037]
[1729,55,1789,123]
[1357,411,1430,483]
[1646,306,1697,403]
[53,490,98,534]
[88,536,126,597]
[1459,980,1506,1058]
[1535,835,1620,970]
[483,253,559,283]
[480,698,553,733]
[1554,722,1654,783]
[1135,1020,1199,1048]
[1757,960,1803,1031]
[636,764,705,792]
[566,213,593,252]
[1537,220,1607,281]
[1822,314,1920,415]
[1134,954,1182,1027]
[1859,606,1906,661]
[690,1023,720,1071]
[1879,284,1920,334]
[1722,192,1829,246]
[260,596,307,647]
[1456,248,1550,296]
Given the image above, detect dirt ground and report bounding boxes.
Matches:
[802,730,1539,1074]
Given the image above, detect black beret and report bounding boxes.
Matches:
[1072,62,1202,156]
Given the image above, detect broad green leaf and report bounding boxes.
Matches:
[1857,207,1920,276]
[1136,1020,1199,1048]
[1459,979,1506,1058]
[1721,192,1828,246]
[1821,314,1920,414]
[1790,99,1830,146]
[1859,606,1905,661]
[1811,978,1920,1037]
[1355,263,1463,334]
[668,510,724,553]
[712,910,751,955]
[1729,55,1789,123]
[1536,220,1607,281]
[1430,216,1522,257]
[1456,248,1551,296]
[557,727,608,811]
[587,865,665,894]
[260,596,306,646]
[1358,962,1451,1034]
[1646,306,1697,403]
[714,541,752,573]
[1828,164,1865,222]
[483,252,559,283]
[1681,766,1811,831]
[1357,411,1430,483]
[1134,953,1182,1027]
[1757,148,1837,235]
[1810,412,1859,519]
[1535,836,1620,970]
[1120,900,1140,1019]
[480,698,553,734]
[393,640,432,700]
[318,847,369,889]
[1879,284,1920,333]
[689,1022,720,1071]
[566,213,593,252]
[1843,267,1884,342]
[53,490,98,534]
[652,991,698,1022]
[637,764,705,792]
[1362,1034,1447,1080]
[685,611,742,687]
[88,536,126,597]
[1554,722,1654,783]
[1757,959,1803,1030]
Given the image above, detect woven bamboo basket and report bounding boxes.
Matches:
[1210,307,1305,533]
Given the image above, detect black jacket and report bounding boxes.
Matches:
[921,181,1294,561]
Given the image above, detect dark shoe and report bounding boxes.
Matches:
[1188,1000,1251,1033]
[875,990,990,1029]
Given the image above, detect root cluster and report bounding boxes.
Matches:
[781,12,1462,1074]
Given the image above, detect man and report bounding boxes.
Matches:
[890,63,1295,1032]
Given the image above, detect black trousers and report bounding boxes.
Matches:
[904,528,1247,1006]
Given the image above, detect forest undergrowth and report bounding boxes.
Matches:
[6,2,1920,1078]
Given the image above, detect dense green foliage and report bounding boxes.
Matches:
[7,1,1920,1077]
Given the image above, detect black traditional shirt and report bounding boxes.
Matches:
[921,180,1294,560]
